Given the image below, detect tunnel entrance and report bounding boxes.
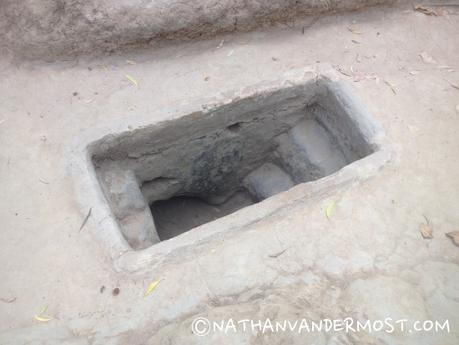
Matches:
[90,80,376,250]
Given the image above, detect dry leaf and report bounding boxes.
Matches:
[414,5,438,16]
[365,74,380,82]
[446,231,459,246]
[34,306,53,322]
[409,70,420,75]
[420,51,436,64]
[126,60,136,65]
[79,207,92,232]
[437,66,454,72]
[0,297,16,303]
[347,26,363,34]
[268,248,287,258]
[144,278,163,297]
[420,223,433,239]
[325,202,335,220]
[384,80,397,94]
[227,49,234,57]
[34,315,53,322]
[449,82,459,90]
[335,66,353,77]
[125,74,139,87]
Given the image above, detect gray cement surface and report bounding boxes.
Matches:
[0,3,459,345]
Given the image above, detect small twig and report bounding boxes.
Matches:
[0,297,16,303]
[39,178,49,185]
[447,80,459,90]
[79,207,92,232]
[268,248,288,258]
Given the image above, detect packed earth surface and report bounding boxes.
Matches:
[0,2,459,344]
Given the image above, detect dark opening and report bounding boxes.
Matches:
[150,191,254,240]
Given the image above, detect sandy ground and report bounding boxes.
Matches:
[1,4,459,344]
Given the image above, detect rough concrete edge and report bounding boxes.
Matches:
[66,63,393,273]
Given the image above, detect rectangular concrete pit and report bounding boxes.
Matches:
[89,70,382,252]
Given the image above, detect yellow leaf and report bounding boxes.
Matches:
[125,74,138,87]
[34,315,53,322]
[325,202,335,220]
[144,278,163,297]
[34,306,53,322]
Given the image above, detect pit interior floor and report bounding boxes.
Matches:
[1,4,459,344]
[151,191,254,240]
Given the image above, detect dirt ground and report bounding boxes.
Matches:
[0,0,390,59]
[1,3,459,345]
